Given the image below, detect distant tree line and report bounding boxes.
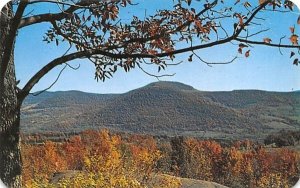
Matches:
[264,130,300,147]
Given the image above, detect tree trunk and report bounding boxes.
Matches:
[0,3,22,188]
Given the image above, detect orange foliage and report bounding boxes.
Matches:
[22,130,299,188]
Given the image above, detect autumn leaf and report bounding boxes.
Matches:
[245,50,250,58]
[238,48,243,54]
[188,54,193,62]
[244,2,252,8]
[234,13,244,26]
[234,0,240,5]
[293,58,299,65]
[212,25,218,33]
[239,43,248,49]
[290,27,295,34]
[290,34,298,45]
[263,38,272,43]
[120,0,127,7]
[284,0,294,11]
[259,0,267,5]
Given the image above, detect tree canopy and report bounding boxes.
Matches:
[2,0,299,99]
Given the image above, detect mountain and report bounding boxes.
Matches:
[21,81,300,140]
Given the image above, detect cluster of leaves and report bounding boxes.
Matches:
[234,0,299,59]
[40,0,300,82]
[289,26,300,65]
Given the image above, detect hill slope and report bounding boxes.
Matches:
[21,81,300,140]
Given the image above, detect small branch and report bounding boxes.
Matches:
[19,0,99,28]
[279,36,286,55]
[55,1,65,14]
[65,63,80,70]
[264,9,290,13]
[51,20,88,49]
[137,63,175,80]
[28,0,92,7]
[30,64,68,96]
[22,9,35,17]
[253,16,266,21]
[171,0,218,34]
[206,56,238,65]
[192,51,211,67]
[219,22,229,39]
[165,61,183,66]
[235,38,300,49]
[249,21,262,26]
[240,28,270,38]
[234,0,271,37]
[117,0,218,47]
[62,44,73,57]
[192,51,238,66]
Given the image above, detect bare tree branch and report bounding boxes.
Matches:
[192,51,239,67]
[30,64,68,96]
[279,36,286,55]
[51,20,88,49]
[244,28,270,38]
[29,62,80,97]
[18,0,99,28]
[136,63,175,80]
[28,0,88,7]
[235,38,300,49]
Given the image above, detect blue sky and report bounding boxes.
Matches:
[12,0,300,93]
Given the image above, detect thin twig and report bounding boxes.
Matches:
[65,63,80,70]
[28,0,96,9]
[137,63,175,80]
[279,36,286,55]
[264,9,290,13]
[30,64,68,96]
[192,50,238,66]
[62,44,73,57]
[240,28,270,38]
[235,37,300,49]
[165,61,183,66]
[22,9,35,17]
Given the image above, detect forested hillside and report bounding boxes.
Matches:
[21,81,300,140]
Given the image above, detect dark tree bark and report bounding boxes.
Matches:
[0,3,22,188]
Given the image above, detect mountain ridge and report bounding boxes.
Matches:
[21,81,300,140]
[29,81,300,94]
